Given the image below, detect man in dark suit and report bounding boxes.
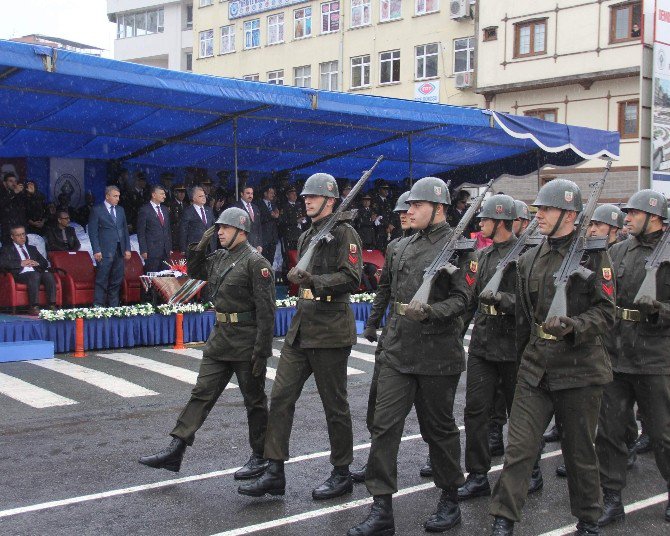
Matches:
[234,186,263,252]
[278,186,307,251]
[259,186,280,265]
[137,185,172,274]
[179,186,215,252]
[0,225,56,314]
[168,184,188,252]
[45,211,81,252]
[88,186,131,307]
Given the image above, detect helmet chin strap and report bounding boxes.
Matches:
[548,210,566,237]
[225,228,241,249]
[312,197,329,219]
[429,203,439,226]
[637,213,652,237]
[489,220,500,239]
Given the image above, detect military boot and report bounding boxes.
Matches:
[457,473,490,500]
[237,459,285,497]
[138,437,186,472]
[488,424,505,457]
[312,465,353,500]
[634,432,651,454]
[556,462,567,478]
[234,453,270,480]
[419,456,433,477]
[491,516,514,535]
[424,489,461,532]
[575,520,599,535]
[543,424,560,443]
[528,464,544,494]
[347,494,395,536]
[627,443,637,469]
[597,487,624,526]
[351,463,367,483]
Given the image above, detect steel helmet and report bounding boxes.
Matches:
[215,207,251,232]
[478,194,517,221]
[514,200,531,221]
[300,173,339,198]
[621,189,668,218]
[531,179,583,212]
[665,208,670,224]
[406,177,451,205]
[591,204,625,228]
[393,191,411,212]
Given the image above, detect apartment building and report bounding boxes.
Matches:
[107,0,194,71]
[191,0,483,107]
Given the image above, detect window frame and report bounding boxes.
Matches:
[483,26,497,42]
[220,24,235,54]
[116,8,165,39]
[199,0,213,7]
[244,19,261,49]
[351,0,371,28]
[415,42,439,80]
[267,13,285,45]
[186,5,193,29]
[524,108,559,122]
[609,1,642,44]
[267,69,285,85]
[415,0,439,16]
[350,54,371,89]
[243,74,260,81]
[321,1,340,34]
[618,99,639,139]
[294,6,313,39]
[453,36,475,74]
[514,18,548,59]
[379,49,400,85]
[320,60,339,90]
[185,52,193,72]
[294,65,312,88]
[380,0,402,22]
[199,28,214,58]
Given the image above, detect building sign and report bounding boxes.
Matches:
[652,0,670,195]
[229,0,309,19]
[414,81,440,104]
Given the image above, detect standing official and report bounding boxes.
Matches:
[259,186,280,265]
[238,173,362,500]
[180,187,215,253]
[278,186,306,251]
[235,186,263,252]
[136,185,172,274]
[139,207,275,478]
[168,184,187,251]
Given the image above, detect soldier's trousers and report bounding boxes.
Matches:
[490,381,508,429]
[491,378,603,524]
[264,343,353,467]
[596,372,670,490]
[365,363,464,495]
[464,356,517,474]
[171,357,267,453]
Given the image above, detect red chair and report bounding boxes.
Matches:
[0,270,62,313]
[122,251,144,304]
[48,251,95,306]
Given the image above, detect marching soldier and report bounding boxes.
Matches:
[512,200,531,237]
[595,190,670,526]
[138,207,275,479]
[349,177,476,536]
[489,179,615,536]
[238,173,363,500]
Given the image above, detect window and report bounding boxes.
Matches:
[186,5,193,29]
[321,2,340,33]
[379,50,400,84]
[416,0,439,16]
[415,43,439,79]
[610,2,642,43]
[244,19,261,49]
[294,7,312,38]
[185,53,193,71]
[351,0,371,28]
[199,29,214,57]
[454,37,475,74]
[514,19,547,58]
[524,109,558,122]
[380,0,401,22]
[268,13,284,44]
[221,25,235,54]
[268,69,285,85]
[294,65,312,87]
[116,8,165,39]
[483,26,497,42]
[351,54,370,88]
[618,100,639,138]
[243,74,260,81]
[320,60,339,90]
[199,0,213,6]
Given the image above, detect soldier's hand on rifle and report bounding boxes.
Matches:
[196,225,217,250]
[251,354,267,378]
[405,300,432,322]
[635,295,661,316]
[542,316,576,338]
[363,325,378,342]
[287,267,312,286]
[480,289,502,305]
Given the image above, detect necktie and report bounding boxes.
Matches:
[156,205,164,226]
[247,203,254,221]
[62,229,67,242]
[200,206,207,225]
[109,205,116,221]
[20,246,29,260]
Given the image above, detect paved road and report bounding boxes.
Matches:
[0,332,668,535]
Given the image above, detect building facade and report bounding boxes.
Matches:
[107,0,194,71]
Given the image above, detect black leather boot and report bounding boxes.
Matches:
[419,456,433,477]
[347,495,395,536]
[556,462,567,478]
[543,424,560,443]
[627,443,637,469]
[234,453,270,480]
[424,489,461,532]
[528,464,543,494]
[352,463,367,483]
[489,424,505,457]
[138,437,186,472]
[457,473,491,500]
[597,487,624,526]
[634,432,651,454]
[491,516,514,535]
[312,465,353,500]
[575,520,600,535]
[237,459,285,497]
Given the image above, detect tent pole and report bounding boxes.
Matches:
[408,134,414,186]
[234,118,239,201]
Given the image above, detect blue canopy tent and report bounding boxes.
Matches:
[0,40,619,193]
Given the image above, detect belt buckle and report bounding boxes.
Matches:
[535,323,558,341]
[619,307,641,322]
[396,303,407,316]
[229,312,238,323]
[301,288,314,300]
[482,304,498,315]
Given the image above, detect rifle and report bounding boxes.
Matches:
[296,155,384,271]
[411,179,494,304]
[544,160,612,320]
[480,217,540,298]
[634,225,670,303]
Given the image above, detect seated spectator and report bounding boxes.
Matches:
[0,225,57,314]
[45,211,81,252]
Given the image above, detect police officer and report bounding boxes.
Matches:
[595,190,670,526]
[489,179,615,536]
[138,207,276,479]
[349,177,476,536]
[238,173,362,500]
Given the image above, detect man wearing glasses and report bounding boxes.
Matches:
[45,211,81,252]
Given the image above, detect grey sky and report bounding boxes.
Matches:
[0,0,116,57]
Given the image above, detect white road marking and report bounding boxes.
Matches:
[28,359,157,398]
[349,350,375,363]
[265,367,277,380]
[163,348,203,360]
[356,337,377,348]
[0,372,77,408]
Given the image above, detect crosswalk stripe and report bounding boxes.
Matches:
[163,348,203,360]
[97,353,238,390]
[349,349,375,363]
[355,337,377,348]
[0,371,77,408]
[29,359,157,398]
[266,367,277,380]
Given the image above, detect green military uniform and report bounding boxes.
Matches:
[263,214,362,466]
[170,241,276,453]
[490,233,615,524]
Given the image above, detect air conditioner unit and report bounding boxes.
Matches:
[450,0,470,20]
[454,72,472,89]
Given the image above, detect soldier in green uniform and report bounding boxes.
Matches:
[138,207,276,479]
[595,190,670,526]
[489,179,615,536]
[349,177,477,536]
[238,172,363,500]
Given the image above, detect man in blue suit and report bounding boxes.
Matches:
[179,186,215,253]
[88,185,131,307]
[137,185,172,274]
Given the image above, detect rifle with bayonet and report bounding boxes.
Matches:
[411,179,494,305]
[296,155,384,271]
[544,160,612,321]
[634,225,670,303]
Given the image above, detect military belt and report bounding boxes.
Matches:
[393,302,407,316]
[616,307,641,322]
[299,288,332,301]
[215,311,255,323]
[531,323,562,341]
[479,303,502,316]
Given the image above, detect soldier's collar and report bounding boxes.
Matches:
[418,221,449,243]
[632,229,663,249]
[311,213,335,231]
[227,241,250,255]
[540,231,574,256]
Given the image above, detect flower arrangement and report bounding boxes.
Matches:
[156,302,211,315]
[350,292,376,303]
[164,258,188,276]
